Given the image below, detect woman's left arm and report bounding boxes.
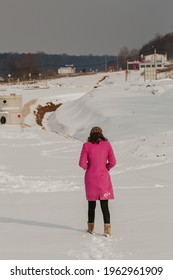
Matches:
[106,143,116,171]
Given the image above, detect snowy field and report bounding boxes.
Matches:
[0,71,173,259]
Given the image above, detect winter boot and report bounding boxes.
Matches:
[87,222,94,234]
[104,224,111,237]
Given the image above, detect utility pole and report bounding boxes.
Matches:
[152,46,157,67]
[116,55,119,71]
[105,56,107,72]
[154,48,156,68]
[152,46,157,79]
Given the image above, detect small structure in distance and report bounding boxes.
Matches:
[58,64,76,75]
[0,94,22,125]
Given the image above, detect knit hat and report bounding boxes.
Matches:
[90,126,103,135]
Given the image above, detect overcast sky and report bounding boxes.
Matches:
[0,0,173,55]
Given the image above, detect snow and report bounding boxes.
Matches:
[0,71,173,260]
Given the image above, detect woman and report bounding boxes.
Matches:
[79,126,116,237]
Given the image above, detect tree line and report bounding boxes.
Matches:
[1,32,173,79]
[0,53,117,80]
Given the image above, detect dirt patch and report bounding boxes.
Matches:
[98,75,108,83]
[94,75,109,88]
[34,102,62,126]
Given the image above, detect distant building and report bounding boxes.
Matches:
[58,65,76,75]
[0,94,22,125]
[127,53,171,74]
[127,60,140,70]
[139,53,170,71]
[0,77,5,82]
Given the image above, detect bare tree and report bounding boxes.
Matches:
[129,48,139,60]
[118,46,129,69]
[118,46,129,59]
[21,53,40,78]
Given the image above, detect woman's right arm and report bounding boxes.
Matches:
[79,143,88,170]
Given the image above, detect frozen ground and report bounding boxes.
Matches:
[0,71,173,259]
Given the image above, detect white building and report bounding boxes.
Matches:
[139,53,170,71]
[58,65,76,75]
[0,94,22,125]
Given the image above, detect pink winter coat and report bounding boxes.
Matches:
[79,140,116,201]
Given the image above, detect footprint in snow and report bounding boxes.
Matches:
[79,233,124,259]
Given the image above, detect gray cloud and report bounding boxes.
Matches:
[0,0,173,55]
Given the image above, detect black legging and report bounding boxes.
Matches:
[88,200,110,224]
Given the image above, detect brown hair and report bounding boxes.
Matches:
[88,126,108,144]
